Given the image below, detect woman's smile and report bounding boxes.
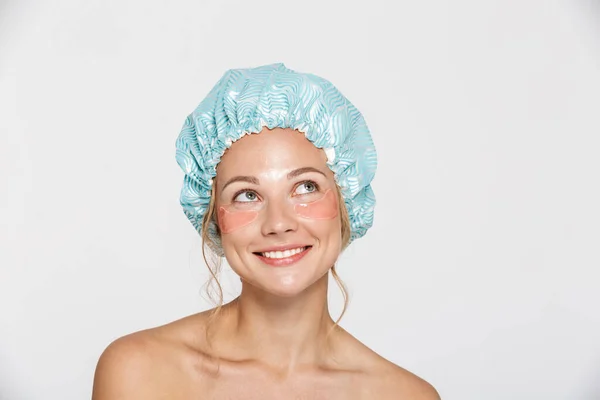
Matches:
[253,245,313,267]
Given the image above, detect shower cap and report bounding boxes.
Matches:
[176,63,377,255]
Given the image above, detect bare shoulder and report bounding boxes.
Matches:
[92,330,162,399]
[372,361,441,400]
[92,313,210,400]
[340,333,440,399]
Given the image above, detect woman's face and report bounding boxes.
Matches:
[215,127,342,297]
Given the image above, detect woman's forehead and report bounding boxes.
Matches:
[216,128,329,179]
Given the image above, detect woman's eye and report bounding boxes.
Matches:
[295,181,318,195]
[234,191,258,202]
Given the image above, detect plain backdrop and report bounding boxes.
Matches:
[1,0,599,399]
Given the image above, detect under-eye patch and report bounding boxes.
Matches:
[217,207,259,234]
[294,189,338,220]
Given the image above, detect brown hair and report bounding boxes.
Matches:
[199,182,351,361]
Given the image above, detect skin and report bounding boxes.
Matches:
[92,128,440,400]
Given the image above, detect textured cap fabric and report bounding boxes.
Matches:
[176,63,377,254]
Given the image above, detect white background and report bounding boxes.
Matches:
[1,0,599,399]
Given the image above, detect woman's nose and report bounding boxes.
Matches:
[260,199,298,236]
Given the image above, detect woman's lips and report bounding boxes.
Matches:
[254,246,312,267]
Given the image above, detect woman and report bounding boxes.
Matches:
[92,63,440,399]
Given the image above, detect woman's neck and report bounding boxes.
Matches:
[214,273,339,374]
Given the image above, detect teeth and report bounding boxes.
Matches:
[261,247,306,259]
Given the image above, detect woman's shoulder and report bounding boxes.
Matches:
[91,312,212,399]
[95,311,211,364]
[363,359,440,400]
[339,331,440,400]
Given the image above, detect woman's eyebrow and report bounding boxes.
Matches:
[221,176,259,192]
[287,167,327,179]
[221,168,325,191]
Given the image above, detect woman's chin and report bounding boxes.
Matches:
[259,281,311,298]
[243,275,325,298]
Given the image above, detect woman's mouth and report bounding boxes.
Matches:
[253,246,312,267]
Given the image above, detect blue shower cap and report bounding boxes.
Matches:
[176,63,377,254]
